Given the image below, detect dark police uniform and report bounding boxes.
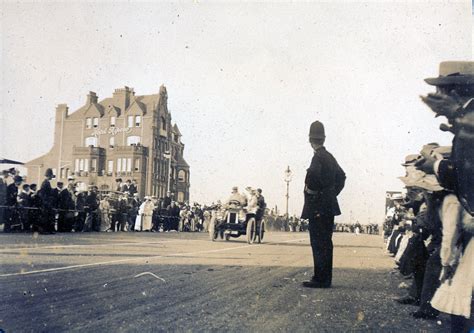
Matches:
[39,178,56,233]
[301,146,345,287]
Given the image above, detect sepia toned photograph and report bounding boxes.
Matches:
[0,1,473,332]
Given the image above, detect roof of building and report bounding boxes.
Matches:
[66,87,166,119]
[172,124,182,136]
[24,154,45,166]
[175,154,189,168]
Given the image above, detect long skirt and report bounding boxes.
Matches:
[134,214,143,231]
[431,239,474,318]
[142,215,152,231]
[100,212,110,231]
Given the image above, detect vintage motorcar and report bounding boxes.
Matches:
[208,201,265,244]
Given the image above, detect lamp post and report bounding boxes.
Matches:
[284,166,293,226]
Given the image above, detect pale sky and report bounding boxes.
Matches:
[1,1,472,224]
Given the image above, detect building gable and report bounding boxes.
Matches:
[126,99,146,116]
[84,103,104,117]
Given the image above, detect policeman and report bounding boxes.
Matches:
[39,168,56,234]
[301,121,346,288]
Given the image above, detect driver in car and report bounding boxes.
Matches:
[226,186,247,209]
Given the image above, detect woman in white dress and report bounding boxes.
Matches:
[99,196,111,231]
[142,198,154,231]
[134,197,154,231]
[430,194,474,332]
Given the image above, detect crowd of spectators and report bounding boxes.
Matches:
[384,61,474,332]
[0,169,220,234]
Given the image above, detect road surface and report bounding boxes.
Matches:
[0,232,450,332]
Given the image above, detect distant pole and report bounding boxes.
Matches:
[284,166,293,226]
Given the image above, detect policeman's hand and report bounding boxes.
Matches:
[420,92,462,118]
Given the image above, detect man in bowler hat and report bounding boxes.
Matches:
[301,121,346,288]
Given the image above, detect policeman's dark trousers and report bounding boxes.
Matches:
[308,215,334,286]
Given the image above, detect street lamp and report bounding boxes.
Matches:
[284,166,293,226]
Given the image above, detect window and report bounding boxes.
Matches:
[108,160,114,173]
[91,159,97,172]
[85,136,97,147]
[86,118,92,129]
[93,117,99,128]
[74,159,90,173]
[109,137,115,148]
[110,116,116,127]
[135,158,140,172]
[178,170,186,182]
[60,168,65,179]
[178,192,185,203]
[117,158,122,172]
[128,116,134,128]
[126,158,132,172]
[126,136,141,146]
[161,117,166,130]
[135,115,141,127]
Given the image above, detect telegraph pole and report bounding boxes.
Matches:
[284,166,293,225]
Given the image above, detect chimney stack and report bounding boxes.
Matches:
[56,104,69,119]
[113,86,133,111]
[87,91,98,105]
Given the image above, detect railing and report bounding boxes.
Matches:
[114,145,147,154]
[72,146,105,155]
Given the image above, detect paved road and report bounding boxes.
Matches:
[0,232,449,332]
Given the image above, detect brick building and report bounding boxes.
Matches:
[26,86,190,202]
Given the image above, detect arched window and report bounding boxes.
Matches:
[178,170,186,182]
[85,136,98,147]
[126,136,141,146]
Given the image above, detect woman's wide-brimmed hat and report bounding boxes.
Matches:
[399,167,444,192]
[425,61,474,86]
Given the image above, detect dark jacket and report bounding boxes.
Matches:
[75,193,86,211]
[301,147,346,219]
[129,184,137,196]
[18,191,31,207]
[6,183,19,206]
[85,192,99,212]
[51,188,61,209]
[58,188,74,210]
[39,179,54,209]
